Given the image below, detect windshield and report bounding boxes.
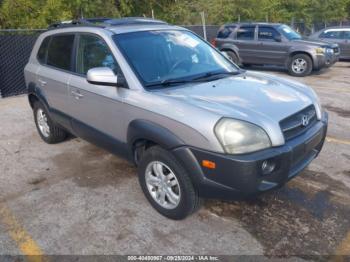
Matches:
[278,25,302,40]
[113,30,239,88]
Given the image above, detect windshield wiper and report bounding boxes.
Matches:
[145,78,193,88]
[192,70,241,81]
[145,70,242,88]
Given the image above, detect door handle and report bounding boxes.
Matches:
[71,90,84,100]
[38,79,47,86]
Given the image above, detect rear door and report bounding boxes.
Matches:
[67,33,127,146]
[233,25,258,63]
[256,26,288,65]
[36,33,75,126]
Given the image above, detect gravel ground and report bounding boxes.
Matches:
[0,62,349,259]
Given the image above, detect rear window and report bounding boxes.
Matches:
[37,37,50,64]
[217,26,236,39]
[237,26,255,40]
[47,34,75,71]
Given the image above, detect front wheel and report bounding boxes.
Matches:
[288,54,313,77]
[137,146,201,220]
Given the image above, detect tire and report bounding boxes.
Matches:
[137,146,201,220]
[224,50,240,65]
[288,54,313,77]
[33,101,67,144]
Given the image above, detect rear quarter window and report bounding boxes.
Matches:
[47,34,75,71]
[37,37,50,64]
[217,26,236,39]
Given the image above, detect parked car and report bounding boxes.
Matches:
[309,26,350,60]
[25,18,328,220]
[213,22,340,76]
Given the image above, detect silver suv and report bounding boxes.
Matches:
[24,18,328,220]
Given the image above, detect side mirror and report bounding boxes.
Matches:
[274,35,282,42]
[87,67,118,87]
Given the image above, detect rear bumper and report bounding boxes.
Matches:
[172,112,328,200]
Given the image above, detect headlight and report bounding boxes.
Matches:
[214,118,271,154]
[326,48,334,54]
[315,47,325,54]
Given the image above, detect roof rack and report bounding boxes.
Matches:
[48,17,167,29]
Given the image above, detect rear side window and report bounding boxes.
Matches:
[320,30,342,39]
[258,27,280,41]
[217,26,236,39]
[37,37,50,64]
[237,26,255,40]
[47,34,75,71]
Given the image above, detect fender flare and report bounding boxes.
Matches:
[286,48,315,69]
[218,44,242,63]
[127,119,185,152]
[27,82,50,113]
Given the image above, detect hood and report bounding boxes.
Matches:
[155,71,316,124]
[293,38,338,48]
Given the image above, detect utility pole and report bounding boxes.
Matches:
[200,11,207,41]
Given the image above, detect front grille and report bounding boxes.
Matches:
[280,105,318,141]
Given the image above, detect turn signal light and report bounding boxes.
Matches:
[202,160,216,169]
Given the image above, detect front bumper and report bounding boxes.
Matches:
[172,112,328,200]
[314,53,339,69]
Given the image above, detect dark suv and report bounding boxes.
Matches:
[213,23,340,76]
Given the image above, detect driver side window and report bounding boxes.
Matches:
[76,34,120,75]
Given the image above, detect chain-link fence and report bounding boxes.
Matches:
[0,30,44,98]
[293,21,350,35]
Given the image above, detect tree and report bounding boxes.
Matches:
[0,0,349,29]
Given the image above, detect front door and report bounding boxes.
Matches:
[256,26,288,65]
[67,33,128,151]
[341,30,350,58]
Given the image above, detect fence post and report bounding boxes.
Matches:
[200,11,207,40]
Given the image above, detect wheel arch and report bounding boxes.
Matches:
[27,82,50,111]
[127,119,186,163]
[287,51,314,69]
[219,44,241,63]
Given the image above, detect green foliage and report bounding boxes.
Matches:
[0,0,349,29]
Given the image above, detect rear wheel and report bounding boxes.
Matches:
[223,50,240,65]
[288,54,313,77]
[138,146,201,220]
[33,101,67,144]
